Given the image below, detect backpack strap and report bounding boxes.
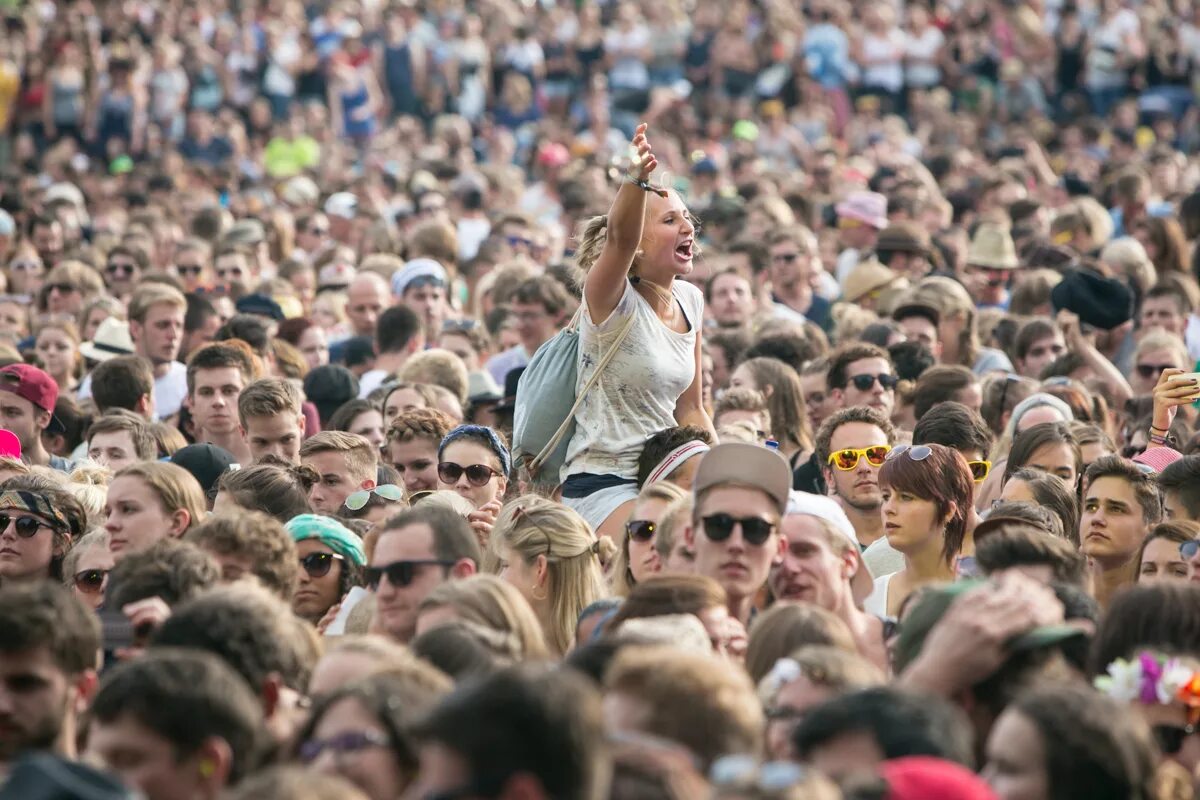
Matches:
[530,310,637,475]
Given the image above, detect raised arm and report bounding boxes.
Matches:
[583,123,656,325]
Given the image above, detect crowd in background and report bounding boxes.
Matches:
[0,0,1199,797]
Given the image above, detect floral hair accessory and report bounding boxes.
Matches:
[1095,650,1200,710]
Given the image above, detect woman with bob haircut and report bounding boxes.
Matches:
[0,473,88,582]
[609,481,688,597]
[998,467,1081,547]
[487,495,614,654]
[105,462,207,561]
[416,573,550,661]
[865,443,974,617]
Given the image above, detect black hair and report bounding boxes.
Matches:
[214,314,272,356]
[912,401,993,457]
[380,505,481,567]
[1157,456,1200,520]
[376,305,422,354]
[887,340,935,382]
[635,425,713,489]
[792,687,975,767]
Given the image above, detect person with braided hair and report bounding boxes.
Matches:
[213,457,316,523]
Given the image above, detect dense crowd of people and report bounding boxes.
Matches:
[0,0,1200,797]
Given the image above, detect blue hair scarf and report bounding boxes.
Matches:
[439,425,513,475]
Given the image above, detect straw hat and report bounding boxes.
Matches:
[966,223,1020,270]
[79,318,134,363]
[843,260,900,303]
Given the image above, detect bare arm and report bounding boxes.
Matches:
[583,122,655,325]
[675,328,716,439]
[1059,310,1132,409]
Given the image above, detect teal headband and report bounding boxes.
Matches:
[285,514,366,566]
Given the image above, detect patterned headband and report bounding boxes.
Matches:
[0,490,70,532]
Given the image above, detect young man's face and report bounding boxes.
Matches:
[214,253,253,287]
[1140,296,1186,337]
[131,303,184,366]
[511,301,558,353]
[1162,489,1195,523]
[1018,333,1066,379]
[0,392,48,452]
[709,273,754,328]
[769,515,850,612]
[0,646,88,764]
[388,438,440,495]
[88,430,140,472]
[686,485,783,605]
[243,413,304,464]
[370,522,448,643]
[189,367,246,438]
[897,316,941,360]
[86,713,216,800]
[832,357,895,417]
[304,450,370,514]
[1081,476,1151,568]
[824,422,890,514]
[403,283,448,333]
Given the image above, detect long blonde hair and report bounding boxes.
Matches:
[609,482,688,598]
[420,574,551,660]
[486,495,613,653]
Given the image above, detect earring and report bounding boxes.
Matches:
[199,760,216,779]
[532,584,548,601]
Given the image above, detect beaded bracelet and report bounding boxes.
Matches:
[628,177,669,198]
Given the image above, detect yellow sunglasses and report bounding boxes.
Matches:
[827,446,891,471]
[967,460,991,483]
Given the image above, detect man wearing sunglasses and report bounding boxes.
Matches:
[827,342,897,419]
[0,582,100,775]
[367,505,481,643]
[685,442,791,626]
[816,407,897,549]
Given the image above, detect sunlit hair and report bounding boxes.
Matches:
[878,443,974,565]
[113,462,207,536]
[485,495,613,654]
[609,482,688,598]
[419,574,550,661]
[736,358,813,453]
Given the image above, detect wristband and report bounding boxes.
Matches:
[1149,424,1168,434]
[628,177,668,198]
[1149,433,1171,446]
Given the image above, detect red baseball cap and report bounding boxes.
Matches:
[0,364,64,432]
[881,757,997,800]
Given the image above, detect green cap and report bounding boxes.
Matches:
[894,580,1085,674]
[109,155,134,175]
[731,119,759,142]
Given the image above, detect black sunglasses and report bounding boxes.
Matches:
[365,559,455,590]
[1136,363,1177,380]
[0,513,58,538]
[106,262,136,275]
[73,568,108,593]
[849,373,899,392]
[176,264,205,276]
[300,551,344,578]
[438,462,501,487]
[701,514,776,546]
[1153,723,1197,755]
[626,520,656,542]
[46,282,78,294]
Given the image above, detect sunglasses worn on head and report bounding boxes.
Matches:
[1136,363,1177,380]
[299,730,389,764]
[1180,540,1200,560]
[73,568,108,594]
[886,444,932,462]
[967,459,991,483]
[701,514,776,546]
[438,462,501,487]
[849,373,899,392]
[827,445,891,471]
[1153,723,1197,756]
[365,559,455,590]
[345,484,405,511]
[300,552,344,578]
[626,520,656,542]
[0,513,58,538]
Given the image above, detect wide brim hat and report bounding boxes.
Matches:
[79,317,135,363]
[966,223,1020,270]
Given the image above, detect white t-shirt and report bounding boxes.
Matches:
[358,369,389,399]
[860,30,905,92]
[155,361,189,418]
[863,572,893,619]
[863,536,905,579]
[904,27,944,87]
[563,280,704,482]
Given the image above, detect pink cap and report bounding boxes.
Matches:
[835,191,889,229]
[881,757,998,800]
[1133,446,1182,474]
[0,429,20,459]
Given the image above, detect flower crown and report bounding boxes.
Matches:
[1094,651,1200,720]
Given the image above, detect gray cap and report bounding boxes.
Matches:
[693,443,791,514]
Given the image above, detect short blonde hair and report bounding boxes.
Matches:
[486,495,612,654]
[128,284,187,325]
[113,462,207,535]
[419,574,550,660]
[1134,330,1188,370]
[238,377,303,427]
[299,431,378,484]
[397,350,470,405]
[605,645,763,770]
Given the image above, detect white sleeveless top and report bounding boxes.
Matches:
[563,279,704,483]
